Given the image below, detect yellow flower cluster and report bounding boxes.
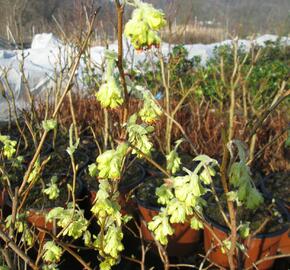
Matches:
[124,2,166,50]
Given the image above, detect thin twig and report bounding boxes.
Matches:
[0,230,38,270]
[17,10,99,197]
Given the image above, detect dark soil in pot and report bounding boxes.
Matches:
[135,177,202,257]
[260,172,290,208]
[0,122,53,161]
[257,172,290,255]
[205,194,286,234]
[119,161,146,193]
[25,174,83,210]
[78,135,99,163]
[0,145,88,197]
[204,194,289,269]
[144,150,197,177]
[42,146,89,176]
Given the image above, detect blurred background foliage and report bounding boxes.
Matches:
[0,0,289,46]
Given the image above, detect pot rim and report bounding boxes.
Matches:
[135,194,161,212]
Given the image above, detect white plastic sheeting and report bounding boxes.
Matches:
[0,33,289,121]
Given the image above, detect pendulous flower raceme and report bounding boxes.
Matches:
[139,90,163,123]
[148,155,218,245]
[166,139,184,175]
[96,50,124,109]
[43,176,60,200]
[0,134,17,159]
[124,1,166,50]
[127,114,154,157]
[90,179,126,270]
[96,143,128,180]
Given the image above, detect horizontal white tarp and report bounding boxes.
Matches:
[0,33,289,121]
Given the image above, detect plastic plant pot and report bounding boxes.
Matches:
[203,205,289,270]
[137,201,201,257]
[135,178,201,257]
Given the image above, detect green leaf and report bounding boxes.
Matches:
[127,116,154,157]
[142,3,166,30]
[193,155,218,165]
[239,222,250,238]
[103,226,124,258]
[148,213,174,245]
[190,217,204,230]
[42,263,59,270]
[96,144,128,180]
[46,207,65,223]
[221,239,231,254]
[124,2,166,50]
[43,178,60,200]
[139,90,162,123]
[96,77,124,109]
[42,119,57,132]
[226,191,238,202]
[200,168,214,185]
[156,185,174,205]
[100,261,111,270]
[0,134,17,159]
[27,159,41,183]
[88,163,98,177]
[42,241,63,263]
[246,188,264,210]
[166,150,181,175]
[167,199,187,223]
[237,182,250,201]
[83,231,92,246]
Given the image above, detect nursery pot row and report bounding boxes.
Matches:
[133,174,289,268]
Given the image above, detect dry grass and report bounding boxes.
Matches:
[162,24,226,44]
[45,95,289,175]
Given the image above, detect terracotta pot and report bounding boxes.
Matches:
[203,208,289,270]
[278,203,290,255]
[89,190,97,205]
[26,209,54,243]
[136,199,201,257]
[278,228,290,256]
